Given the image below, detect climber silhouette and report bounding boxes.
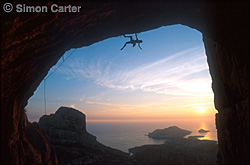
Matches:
[121,34,143,50]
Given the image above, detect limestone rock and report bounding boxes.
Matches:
[38,106,132,165]
[39,106,96,144]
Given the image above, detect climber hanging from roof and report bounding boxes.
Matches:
[121,33,143,50]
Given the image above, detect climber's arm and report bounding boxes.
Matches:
[123,35,133,41]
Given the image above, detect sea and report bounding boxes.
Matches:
[86,119,218,153]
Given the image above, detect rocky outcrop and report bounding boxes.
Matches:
[148,126,191,139]
[38,106,132,165]
[1,1,248,164]
[38,107,96,145]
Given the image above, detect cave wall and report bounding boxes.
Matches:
[203,36,249,164]
[1,1,249,164]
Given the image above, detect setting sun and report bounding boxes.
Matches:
[198,109,205,113]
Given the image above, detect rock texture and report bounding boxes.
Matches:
[38,106,132,165]
[148,126,191,139]
[1,1,248,164]
[203,36,249,164]
[25,121,58,165]
[38,107,96,145]
[3,108,58,165]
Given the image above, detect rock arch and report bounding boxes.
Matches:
[1,1,248,164]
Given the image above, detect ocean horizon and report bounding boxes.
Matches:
[86,119,217,153]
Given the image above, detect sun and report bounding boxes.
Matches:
[198,109,205,113]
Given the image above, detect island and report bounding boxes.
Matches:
[198,128,210,133]
[148,126,192,139]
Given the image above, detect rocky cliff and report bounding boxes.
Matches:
[38,107,96,145]
[1,1,248,164]
[38,106,132,165]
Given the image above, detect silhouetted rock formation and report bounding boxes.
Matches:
[148,126,191,139]
[1,1,248,164]
[38,106,132,165]
[129,138,218,165]
[198,129,209,133]
[38,106,96,144]
[19,110,58,164]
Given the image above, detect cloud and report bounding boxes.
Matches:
[85,101,121,107]
[60,47,212,96]
[85,101,159,110]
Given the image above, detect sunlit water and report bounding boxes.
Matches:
[86,119,217,153]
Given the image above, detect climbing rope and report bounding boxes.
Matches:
[44,79,46,115]
[43,49,77,115]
